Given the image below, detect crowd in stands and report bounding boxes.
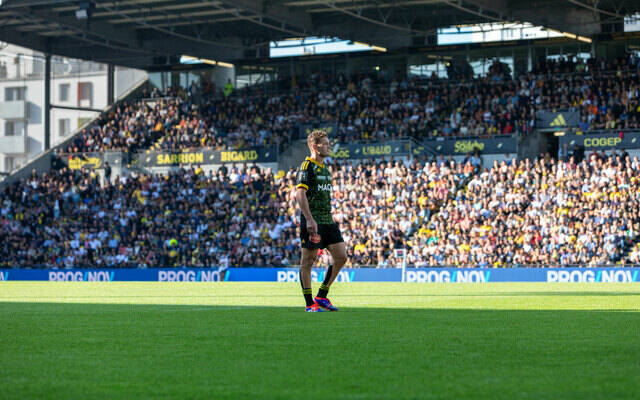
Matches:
[531,54,640,75]
[410,150,640,267]
[4,147,640,268]
[529,55,640,132]
[59,94,296,155]
[8,52,640,268]
[0,156,474,268]
[64,66,538,155]
[0,164,299,268]
[57,53,640,159]
[316,158,476,267]
[59,99,170,154]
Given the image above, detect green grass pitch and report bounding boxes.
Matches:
[1,282,640,400]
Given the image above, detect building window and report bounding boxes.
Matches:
[59,119,70,137]
[4,121,24,136]
[4,86,26,101]
[5,156,16,172]
[78,82,93,107]
[59,83,70,102]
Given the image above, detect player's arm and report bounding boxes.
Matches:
[295,164,317,234]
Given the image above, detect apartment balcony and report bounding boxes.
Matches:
[0,100,28,120]
[0,134,27,154]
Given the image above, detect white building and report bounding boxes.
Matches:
[0,43,146,173]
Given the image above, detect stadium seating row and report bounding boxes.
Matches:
[59,54,640,156]
[2,150,639,268]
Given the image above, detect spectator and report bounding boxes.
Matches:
[224,79,234,98]
[104,162,112,183]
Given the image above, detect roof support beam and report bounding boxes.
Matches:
[221,0,313,33]
[0,0,72,9]
[466,0,602,37]
[8,5,243,62]
[13,6,140,48]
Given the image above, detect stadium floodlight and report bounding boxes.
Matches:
[546,27,592,43]
[75,2,93,20]
[180,55,234,68]
[353,41,387,52]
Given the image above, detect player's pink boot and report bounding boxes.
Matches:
[314,297,338,311]
[305,303,325,312]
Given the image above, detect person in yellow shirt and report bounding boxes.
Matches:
[224,79,234,97]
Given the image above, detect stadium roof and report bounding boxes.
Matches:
[0,0,638,69]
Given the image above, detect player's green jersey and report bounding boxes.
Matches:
[296,157,334,224]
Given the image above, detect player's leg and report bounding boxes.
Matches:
[299,215,323,311]
[314,241,347,311]
[323,241,348,286]
[300,247,323,311]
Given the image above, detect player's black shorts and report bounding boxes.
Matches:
[300,215,344,249]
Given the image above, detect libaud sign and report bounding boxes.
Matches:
[330,140,412,159]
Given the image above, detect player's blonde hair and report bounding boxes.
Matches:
[307,129,328,151]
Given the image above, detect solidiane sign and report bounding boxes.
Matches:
[419,136,518,155]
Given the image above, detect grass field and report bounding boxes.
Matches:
[1,282,640,400]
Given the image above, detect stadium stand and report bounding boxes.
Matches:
[414,150,640,267]
[3,45,640,268]
[0,165,297,268]
[3,148,639,268]
[0,157,470,268]
[56,53,640,162]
